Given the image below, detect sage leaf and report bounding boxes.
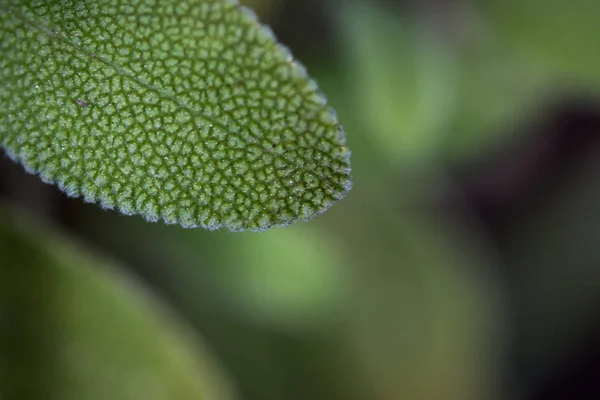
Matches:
[0,0,352,231]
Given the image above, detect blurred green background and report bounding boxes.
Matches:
[2,0,600,399]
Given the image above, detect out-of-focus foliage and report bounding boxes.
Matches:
[335,0,551,163]
[0,205,236,400]
[340,202,504,400]
[216,225,348,328]
[338,1,458,166]
[478,0,600,86]
[447,20,548,159]
[78,208,349,332]
[0,0,351,231]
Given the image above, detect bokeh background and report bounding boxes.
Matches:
[2,0,600,399]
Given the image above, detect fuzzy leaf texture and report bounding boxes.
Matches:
[0,0,352,231]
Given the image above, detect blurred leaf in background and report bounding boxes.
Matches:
[0,204,236,400]
[332,0,552,165]
[448,0,600,159]
[337,0,458,167]
[216,224,348,329]
[477,0,600,87]
[334,190,507,400]
[446,12,548,161]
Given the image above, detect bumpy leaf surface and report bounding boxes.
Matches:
[0,0,352,231]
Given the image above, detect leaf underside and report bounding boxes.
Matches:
[0,0,352,231]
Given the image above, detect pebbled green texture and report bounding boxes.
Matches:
[0,0,352,231]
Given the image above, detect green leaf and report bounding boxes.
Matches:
[338,1,458,166]
[211,224,348,330]
[0,204,237,400]
[478,0,600,86]
[0,0,352,231]
[446,29,548,160]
